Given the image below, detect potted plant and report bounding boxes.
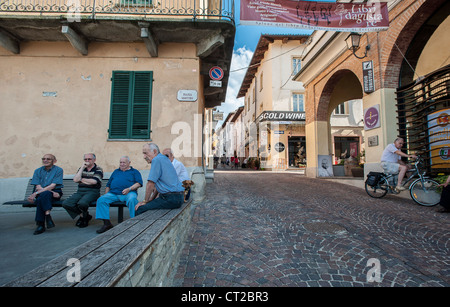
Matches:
[332,159,345,176]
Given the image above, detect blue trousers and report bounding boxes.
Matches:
[35,191,61,223]
[135,192,184,216]
[95,192,138,220]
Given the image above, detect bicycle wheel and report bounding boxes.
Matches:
[409,179,441,207]
[365,177,389,198]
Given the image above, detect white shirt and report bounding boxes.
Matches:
[172,159,190,182]
[381,143,401,163]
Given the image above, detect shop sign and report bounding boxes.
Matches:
[364,104,380,130]
[363,60,375,93]
[257,111,305,122]
[274,142,285,152]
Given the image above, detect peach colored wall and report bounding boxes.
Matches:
[0,41,203,178]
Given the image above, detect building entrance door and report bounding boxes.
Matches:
[288,136,306,167]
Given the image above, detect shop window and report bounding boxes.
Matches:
[288,136,306,167]
[334,137,359,160]
[109,71,153,140]
[292,93,304,112]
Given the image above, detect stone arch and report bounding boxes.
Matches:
[305,69,363,177]
[317,69,363,122]
[382,0,449,88]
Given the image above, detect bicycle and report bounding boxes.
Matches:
[365,156,441,207]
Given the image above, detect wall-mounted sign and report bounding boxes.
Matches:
[364,104,380,130]
[212,112,223,121]
[257,111,305,122]
[363,60,375,93]
[210,80,222,87]
[274,142,285,152]
[177,90,198,102]
[368,135,379,147]
[209,66,224,81]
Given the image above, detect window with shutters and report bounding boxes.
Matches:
[108,71,153,140]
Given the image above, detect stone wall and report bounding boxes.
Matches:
[114,201,193,287]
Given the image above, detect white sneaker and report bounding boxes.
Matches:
[395,186,406,192]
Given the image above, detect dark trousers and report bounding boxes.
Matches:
[135,192,184,216]
[35,191,61,223]
[440,185,450,210]
[62,187,100,219]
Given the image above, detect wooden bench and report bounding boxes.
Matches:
[5,199,193,287]
[2,178,127,223]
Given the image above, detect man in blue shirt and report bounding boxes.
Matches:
[135,143,185,215]
[28,154,64,235]
[95,156,143,233]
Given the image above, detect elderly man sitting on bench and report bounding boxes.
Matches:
[95,156,143,234]
[135,143,185,215]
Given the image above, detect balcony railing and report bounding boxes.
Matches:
[0,0,234,23]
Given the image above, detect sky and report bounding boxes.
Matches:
[214,0,335,129]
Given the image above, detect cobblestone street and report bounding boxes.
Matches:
[174,170,450,287]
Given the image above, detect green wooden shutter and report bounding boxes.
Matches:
[109,71,131,138]
[109,71,152,139]
[131,72,152,138]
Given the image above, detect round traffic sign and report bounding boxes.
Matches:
[209,66,224,81]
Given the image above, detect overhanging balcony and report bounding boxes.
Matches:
[0,0,235,107]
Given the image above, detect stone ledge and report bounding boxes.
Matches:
[4,200,193,287]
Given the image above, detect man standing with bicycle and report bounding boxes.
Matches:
[381,137,417,192]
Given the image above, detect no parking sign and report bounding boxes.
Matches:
[209,66,224,81]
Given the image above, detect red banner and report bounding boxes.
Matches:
[240,0,389,32]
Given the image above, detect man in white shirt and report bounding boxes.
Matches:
[381,137,417,192]
[163,148,192,200]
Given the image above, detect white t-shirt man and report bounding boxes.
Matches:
[381,143,402,163]
[172,159,190,182]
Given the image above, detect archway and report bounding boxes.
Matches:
[305,70,363,177]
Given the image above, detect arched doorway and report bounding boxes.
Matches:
[305,70,363,177]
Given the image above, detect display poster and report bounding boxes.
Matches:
[240,0,389,32]
[428,108,450,169]
[318,155,334,177]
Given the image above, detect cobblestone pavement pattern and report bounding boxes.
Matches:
[174,171,450,287]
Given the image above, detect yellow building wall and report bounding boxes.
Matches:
[0,41,203,178]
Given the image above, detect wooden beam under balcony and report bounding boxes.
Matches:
[61,25,88,56]
[0,28,19,54]
[141,28,158,57]
[197,32,225,58]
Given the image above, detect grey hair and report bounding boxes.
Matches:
[120,155,131,162]
[394,137,404,143]
[147,143,160,154]
[84,153,96,159]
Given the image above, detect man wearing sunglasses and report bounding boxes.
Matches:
[28,154,64,235]
[63,153,103,228]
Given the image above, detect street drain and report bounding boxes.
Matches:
[302,220,348,235]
